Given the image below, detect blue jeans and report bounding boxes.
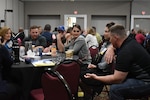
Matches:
[109,78,150,100]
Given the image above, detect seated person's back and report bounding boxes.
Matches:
[0,45,20,100]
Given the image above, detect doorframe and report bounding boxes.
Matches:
[64,14,87,30]
[131,15,150,30]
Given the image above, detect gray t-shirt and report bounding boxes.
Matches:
[22,35,47,48]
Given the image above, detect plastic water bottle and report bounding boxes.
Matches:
[39,48,42,57]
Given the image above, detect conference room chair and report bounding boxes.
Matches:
[30,59,80,100]
[42,70,73,100]
[55,59,81,100]
[30,70,73,100]
[89,45,99,64]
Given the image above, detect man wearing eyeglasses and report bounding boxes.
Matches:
[22,25,47,51]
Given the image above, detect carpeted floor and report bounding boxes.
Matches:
[78,92,109,100]
[93,91,109,100]
[78,85,150,100]
[78,85,109,100]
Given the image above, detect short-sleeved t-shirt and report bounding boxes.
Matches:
[22,35,47,48]
[116,37,150,82]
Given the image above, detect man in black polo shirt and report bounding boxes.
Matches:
[84,25,150,100]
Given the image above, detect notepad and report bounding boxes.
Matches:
[32,59,55,67]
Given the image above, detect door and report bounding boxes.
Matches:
[64,14,87,31]
[131,15,150,32]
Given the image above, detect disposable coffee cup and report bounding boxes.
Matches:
[65,49,73,59]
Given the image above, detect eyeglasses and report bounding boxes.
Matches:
[73,30,80,33]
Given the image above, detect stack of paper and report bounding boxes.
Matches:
[32,59,55,67]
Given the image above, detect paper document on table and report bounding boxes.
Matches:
[32,59,55,67]
[42,52,51,56]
